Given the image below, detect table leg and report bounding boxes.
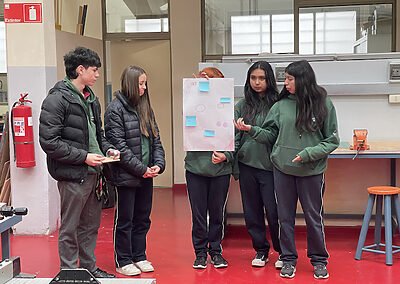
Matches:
[1,229,10,260]
[390,158,398,235]
[390,158,396,186]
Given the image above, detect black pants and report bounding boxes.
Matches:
[186,171,230,257]
[274,167,328,266]
[114,179,153,268]
[238,162,281,255]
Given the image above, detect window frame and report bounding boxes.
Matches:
[201,0,397,60]
[102,0,170,41]
[294,0,396,54]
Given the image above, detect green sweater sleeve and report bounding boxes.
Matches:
[248,106,279,146]
[298,99,340,162]
[223,151,234,163]
[234,99,244,150]
[234,100,242,121]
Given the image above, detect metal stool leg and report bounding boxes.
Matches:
[375,195,383,248]
[355,194,376,260]
[384,195,393,265]
[393,195,400,235]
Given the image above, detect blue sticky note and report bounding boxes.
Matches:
[204,130,215,137]
[185,116,197,127]
[220,97,231,103]
[199,81,210,92]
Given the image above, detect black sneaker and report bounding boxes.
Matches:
[251,252,268,267]
[314,264,329,279]
[210,254,228,268]
[91,268,115,278]
[193,255,207,269]
[280,263,296,278]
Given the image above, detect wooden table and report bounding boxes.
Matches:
[330,141,400,186]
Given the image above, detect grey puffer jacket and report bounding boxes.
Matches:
[104,91,165,187]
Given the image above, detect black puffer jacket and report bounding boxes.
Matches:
[104,91,165,187]
[39,80,112,182]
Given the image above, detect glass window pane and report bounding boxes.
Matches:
[125,18,168,32]
[271,14,294,53]
[0,22,6,73]
[205,0,293,56]
[315,11,356,54]
[231,15,270,54]
[106,0,169,34]
[300,4,392,55]
[299,13,314,55]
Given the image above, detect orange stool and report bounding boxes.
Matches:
[355,186,400,265]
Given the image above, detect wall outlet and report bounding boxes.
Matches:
[389,63,400,82]
[388,94,400,103]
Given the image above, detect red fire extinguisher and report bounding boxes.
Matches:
[11,93,36,168]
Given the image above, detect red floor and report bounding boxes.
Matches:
[8,187,400,283]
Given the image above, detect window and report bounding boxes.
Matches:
[299,4,392,54]
[105,0,169,39]
[231,15,270,54]
[125,18,168,33]
[204,0,293,56]
[0,22,6,73]
[203,0,394,58]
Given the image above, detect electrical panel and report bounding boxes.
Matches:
[274,66,286,83]
[389,63,400,82]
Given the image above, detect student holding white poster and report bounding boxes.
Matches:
[185,67,233,270]
[234,61,282,268]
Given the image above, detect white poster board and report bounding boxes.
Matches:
[183,78,234,151]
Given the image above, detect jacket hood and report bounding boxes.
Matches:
[48,80,97,104]
[115,90,137,113]
[49,80,70,96]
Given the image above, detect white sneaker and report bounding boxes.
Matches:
[135,260,155,272]
[275,256,283,269]
[116,263,141,276]
[251,252,268,267]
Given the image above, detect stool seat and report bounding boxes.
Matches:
[367,186,400,195]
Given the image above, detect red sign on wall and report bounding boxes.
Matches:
[4,3,42,23]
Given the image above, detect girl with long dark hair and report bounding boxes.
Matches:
[234,61,282,269]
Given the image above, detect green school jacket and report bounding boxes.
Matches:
[234,98,273,171]
[184,151,234,177]
[248,95,340,177]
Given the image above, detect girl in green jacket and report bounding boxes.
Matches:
[235,60,339,280]
[234,61,282,269]
[185,67,233,269]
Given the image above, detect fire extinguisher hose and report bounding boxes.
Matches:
[10,100,20,162]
